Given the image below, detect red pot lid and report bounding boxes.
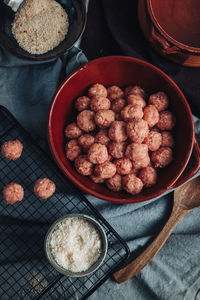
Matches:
[148,0,200,52]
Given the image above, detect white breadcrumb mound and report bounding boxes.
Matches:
[50,217,102,272]
[12,0,69,54]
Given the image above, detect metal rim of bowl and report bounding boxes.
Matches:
[44,213,108,277]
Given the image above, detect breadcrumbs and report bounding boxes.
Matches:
[12,0,68,54]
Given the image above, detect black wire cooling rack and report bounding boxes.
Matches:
[0,106,130,300]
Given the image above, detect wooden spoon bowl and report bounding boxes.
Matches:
[114,176,200,284]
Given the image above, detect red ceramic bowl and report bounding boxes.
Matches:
[48,56,200,204]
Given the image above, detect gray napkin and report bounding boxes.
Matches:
[0,45,200,300]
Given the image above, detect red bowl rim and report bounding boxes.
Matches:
[48,55,194,204]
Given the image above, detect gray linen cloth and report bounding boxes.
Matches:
[0,45,200,300]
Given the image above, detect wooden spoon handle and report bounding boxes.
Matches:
[113,203,189,284]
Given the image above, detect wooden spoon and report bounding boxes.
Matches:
[113,176,200,284]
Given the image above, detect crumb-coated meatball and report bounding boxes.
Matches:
[139,167,157,187]
[108,141,127,159]
[90,96,111,112]
[111,98,126,113]
[95,129,110,145]
[77,110,96,132]
[90,174,105,183]
[156,111,176,131]
[108,121,127,142]
[65,139,81,161]
[127,94,146,108]
[149,92,169,112]
[34,178,56,199]
[114,158,132,175]
[65,122,82,139]
[161,131,174,147]
[88,83,107,98]
[123,174,143,195]
[78,134,95,152]
[1,140,23,160]
[95,161,116,179]
[88,143,108,164]
[143,105,159,127]
[132,155,150,169]
[75,155,93,176]
[126,119,149,143]
[3,183,24,204]
[95,109,115,128]
[125,143,148,161]
[143,131,162,151]
[121,104,143,122]
[151,147,173,168]
[107,85,124,100]
[125,85,146,99]
[106,174,122,191]
[75,96,90,111]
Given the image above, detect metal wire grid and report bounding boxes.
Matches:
[0,106,130,300]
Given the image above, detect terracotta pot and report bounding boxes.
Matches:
[138,0,200,67]
[48,56,200,204]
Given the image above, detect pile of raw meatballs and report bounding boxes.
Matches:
[1,140,55,204]
[65,84,175,195]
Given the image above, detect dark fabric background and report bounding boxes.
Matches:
[81,0,200,117]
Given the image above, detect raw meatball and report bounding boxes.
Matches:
[126,119,149,143]
[151,147,173,168]
[125,85,146,99]
[139,167,157,187]
[129,168,139,176]
[65,139,81,161]
[88,83,107,98]
[111,98,126,112]
[108,141,127,159]
[95,109,115,128]
[77,110,96,132]
[149,91,169,112]
[78,134,95,152]
[156,111,176,131]
[161,131,174,147]
[90,96,111,112]
[75,96,90,112]
[143,131,162,151]
[75,155,93,175]
[106,174,122,191]
[115,113,122,121]
[95,129,110,146]
[127,94,146,108]
[34,178,56,199]
[88,143,108,164]
[90,174,105,183]
[108,121,127,142]
[107,85,124,100]
[114,158,132,175]
[1,140,23,160]
[125,143,148,161]
[95,161,116,179]
[65,122,82,139]
[123,174,143,195]
[143,105,159,127]
[121,104,143,122]
[3,183,24,204]
[132,155,150,169]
